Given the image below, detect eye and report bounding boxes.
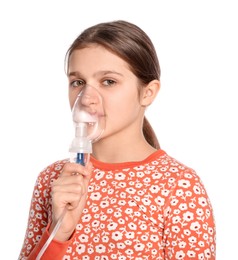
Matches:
[70,80,85,88]
[102,79,116,87]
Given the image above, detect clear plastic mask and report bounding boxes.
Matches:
[69,85,106,163]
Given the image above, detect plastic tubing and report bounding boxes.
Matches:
[36,206,68,259]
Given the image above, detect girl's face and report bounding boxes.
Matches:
[67,44,146,142]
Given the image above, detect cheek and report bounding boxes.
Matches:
[105,95,140,121]
[68,92,78,110]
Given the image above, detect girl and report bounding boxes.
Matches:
[19,20,216,259]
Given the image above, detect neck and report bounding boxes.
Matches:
[92,131,157,163]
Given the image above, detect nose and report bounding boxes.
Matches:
[80,86,100,114]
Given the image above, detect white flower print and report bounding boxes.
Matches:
[175,250,185,259]
[198,253,205,260]
[183,211,194,222]
[125,249,133,255]
[184,172,192,178]
[118,256,126,260]
[76,244,86,254]
[190,221,201,231]
[92,220,100,228]
[198,197,208,207]
[203,233,209,240]
[134,243,145,251]
[112,231,123,241]
[171,198,179,206]
[142,197,151,205]
[117,242,126,249]
[128,222,137,230]
[169,167,178,172]
[93,236,100,243]
[198,241,205,247]
[178,179,191,188]
[107,222,118,230]
[139,223,147,230]
[179,203,188,211]
[118,182,126,188]
[208,227,214,235]
[114,211,122,218]
[95,244,106,253]
[193,185,201,194]
[144,177,151,183]
[90,192,102,200]
[78,234,88,243]
[188,236,197,243]
[172,225,181,233]
[149,185,160,193]
[185,190,192,197]
[151,172,162,179]
[189,202,196,209]
[126,187,136,194]
[125,208,133,214]
[100,180,107,186]
[137,171,145,178]
[95,171,105,180]
[187,250,196,257]
[118,218,125,225]
[115,172,126,180]
[135,182,143,188]
[150,235,159,242]
[196,208,204,216]
[35,204,42,211]
[161,189,170,197]
[35,213,42,219]
[100,201,109,208]
[178,241,186,248]
[184,229,191,236]
[125,231,135,239]
[141,234,148,241]
[204,248,212,258]
[81,214,92,222]
[172,216,181,224]
[155,196,165,206]
[27,231,34,238]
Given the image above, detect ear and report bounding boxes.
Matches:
[140,80,160,106]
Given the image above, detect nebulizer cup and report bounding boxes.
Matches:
[69,85,105,165]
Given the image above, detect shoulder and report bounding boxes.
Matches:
[160,151,212,205]
[36,158,69,184]
[149,149,196,176]
[152,150,205,191]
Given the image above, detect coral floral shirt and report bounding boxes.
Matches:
[19,149,216,259]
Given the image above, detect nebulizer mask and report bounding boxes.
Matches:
[69,85,106,165]
[36,85,105,259]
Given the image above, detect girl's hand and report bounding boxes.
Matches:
[49,161,92,241]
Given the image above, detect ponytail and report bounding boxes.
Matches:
[143,117,160,149]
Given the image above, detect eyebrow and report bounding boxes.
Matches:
[68,70,123,78]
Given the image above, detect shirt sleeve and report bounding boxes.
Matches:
[18,160,72,259]
[163,169,216,259]
[27,224,73,260]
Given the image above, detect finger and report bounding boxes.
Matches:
[84,161,93,181]
[52,191,84,210]
[53,174,85,186]
[52,182,86,195]
[60,162,89,177]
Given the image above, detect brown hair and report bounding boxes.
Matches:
[65,20,160,149]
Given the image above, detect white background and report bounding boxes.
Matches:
[0,1,237,259]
